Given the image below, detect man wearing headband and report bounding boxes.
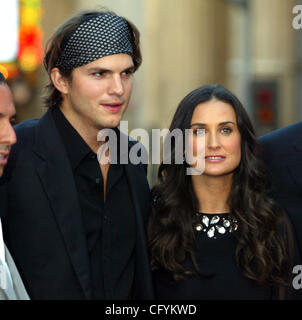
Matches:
[0,73,29,299]
[0,10,154,299]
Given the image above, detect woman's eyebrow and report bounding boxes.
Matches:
[190,121,235,127]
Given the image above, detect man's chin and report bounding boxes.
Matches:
[104,118,122,129]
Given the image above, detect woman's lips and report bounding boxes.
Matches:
[205,155,226,163]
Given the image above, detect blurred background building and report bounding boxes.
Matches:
[1,0,301,185]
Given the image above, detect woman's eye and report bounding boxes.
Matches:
[195,128,205,135]
[221,127,232,134]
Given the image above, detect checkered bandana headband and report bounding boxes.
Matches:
[55,13,134,70]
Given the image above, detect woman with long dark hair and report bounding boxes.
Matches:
[149,84,300,299]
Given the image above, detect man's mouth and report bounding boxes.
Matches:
[102,102,123,113]
[0,153,8,159]
[0,153,9,165]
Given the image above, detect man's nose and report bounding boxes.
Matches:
[108,75,124,96]
[0,123,17,146]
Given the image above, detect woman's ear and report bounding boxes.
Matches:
[50,68,69,95]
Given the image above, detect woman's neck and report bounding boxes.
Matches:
[192,174,233,214]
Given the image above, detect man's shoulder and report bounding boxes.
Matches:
[14,118,39,134]
[13,109,53,143]
[119,130,139,146]
[259,121,302,151]
[260,121,302,143]
[11,118,41,150]
[118,130,147,153]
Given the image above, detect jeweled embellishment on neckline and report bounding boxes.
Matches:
[207,226,215,238]
[215,225,226,234]
[196,223,203,231]
[194,213,238,239]
[210,216,220,225]
[202,216,209,227]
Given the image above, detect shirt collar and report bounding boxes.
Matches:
[52,106,93,170]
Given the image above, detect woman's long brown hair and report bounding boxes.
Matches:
[149,85,291,289]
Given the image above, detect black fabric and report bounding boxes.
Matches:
[154,213,301,300]
[0,108,154,300]
[259,122,302,300]
[259,122,302,262]
[154,223,272,300]
[60,13,101,51]
[52,107,135,299]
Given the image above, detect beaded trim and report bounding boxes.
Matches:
[194,213,238,239]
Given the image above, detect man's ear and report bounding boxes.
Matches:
[50,68,69,95]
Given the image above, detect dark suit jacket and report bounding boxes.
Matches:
[259,121,302,259]
[0,108,154,300]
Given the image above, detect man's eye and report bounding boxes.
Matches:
[122,70,133,77]
[92,72,104,77]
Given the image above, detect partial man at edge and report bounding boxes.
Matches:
[0,72,29,300]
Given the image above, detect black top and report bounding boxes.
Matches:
[154,213,274,300]
[52,107,135,299]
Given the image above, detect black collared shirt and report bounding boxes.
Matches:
[52,106,135,299]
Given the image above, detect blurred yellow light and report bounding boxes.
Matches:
[19,47,39,72]
[18,0,43,73]
[21,7,40,26]
[0,65,9,79]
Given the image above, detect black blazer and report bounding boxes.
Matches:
[0,108,154,300]
[259,121,302,259]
